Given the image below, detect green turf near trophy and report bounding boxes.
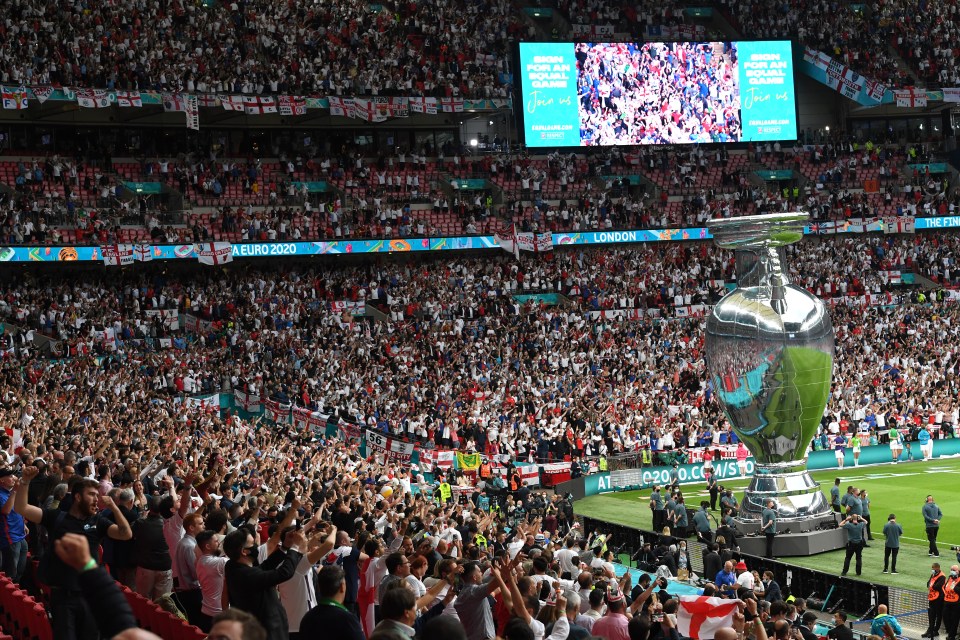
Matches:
[705,213,844,555]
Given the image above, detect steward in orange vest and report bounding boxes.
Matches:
[928,564,947,638]
[942,567,960,640]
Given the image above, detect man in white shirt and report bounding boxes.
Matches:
[279,524,337,637]
[195,530,228,633]
[174,513,204,625]
[735,560,755,592]
[555,538,579,579]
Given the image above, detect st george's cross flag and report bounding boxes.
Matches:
[195,242,233,265]
[677,596,739,640]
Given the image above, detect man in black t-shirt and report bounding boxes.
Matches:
[15,467,133,640]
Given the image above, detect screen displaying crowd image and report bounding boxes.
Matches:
[518,40,797,147]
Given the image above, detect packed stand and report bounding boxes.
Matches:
[715,0,910,87]
[0,0,522,99]
[0,239,955,639]
[0,238,956,464]
[884,0,960,87]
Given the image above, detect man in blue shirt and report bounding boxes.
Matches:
[0,468,28,584]
[919,426,934,461]
[715,560,738,597]
[924,495,944,557]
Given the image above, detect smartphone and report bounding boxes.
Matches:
[653,613,664,622]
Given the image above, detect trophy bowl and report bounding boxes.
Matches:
[705,213,835,520]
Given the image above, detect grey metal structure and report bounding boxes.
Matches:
[705,212,835,523]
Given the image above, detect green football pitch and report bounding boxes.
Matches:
[574,457,960,588]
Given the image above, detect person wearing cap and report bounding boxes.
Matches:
[799,611,820,640]
[883,513,903,574]
[0,467,28,584]
[591,584,631,640]
[735,560,755,593]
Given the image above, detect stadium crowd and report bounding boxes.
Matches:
[0,234,958,639]
[716,0,909,88]
[577,42,742,145]
[1,136,955,246]
[0,0,519,99]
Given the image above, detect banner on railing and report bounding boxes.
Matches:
[183,393,221,412]
[366,429,415,463]
[339,421,363,446]
[101,244,135,266]
[884,216,916,234]
[421,449,455,470]
[234,388,262,412]
[292,406,327,432]
[456,452,481,470]
[265,398,291,423]
[515,463,541,487]
[182,314,215,333]
[144,309,179,330]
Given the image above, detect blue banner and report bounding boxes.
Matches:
[3,216,960,263]
[737,40,798,141]
[518,42,580,147]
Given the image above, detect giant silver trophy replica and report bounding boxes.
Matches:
[705,213,842,554]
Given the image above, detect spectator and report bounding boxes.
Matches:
[223,525,307,640]
[0,467,28,584]
[14,468,132,640]
[196,529,230,633]
[299,565,366,640]
[132,495,174,601]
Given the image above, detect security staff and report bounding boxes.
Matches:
[649,486,666,532]
[830,478,842,514]
[438,480,452,505]
[840,514,866,576]
[761,499,778,559]
[942,565,960,640]
[926,562,946,638]
[479,460,492,481]
[693,501,714,544]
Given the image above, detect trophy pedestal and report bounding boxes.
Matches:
[733,512,847,557]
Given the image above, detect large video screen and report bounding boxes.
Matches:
[517,41,797,147]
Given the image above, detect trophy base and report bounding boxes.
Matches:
[732,513,846,557]
[736,468,832,521]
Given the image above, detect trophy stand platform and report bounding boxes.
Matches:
[732,513,847,557]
